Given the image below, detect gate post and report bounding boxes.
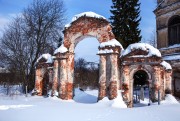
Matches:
[59,54,68,99]
[66,52,74,99]
[109,53,118,99]
[35,67,43,96]
[165,70,172,93]
[122,65,131,107]
[52,59,59,96]
[98,54,107,100]
[152,66,161,102]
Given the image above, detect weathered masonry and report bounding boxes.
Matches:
[34,12,172,107]
[120,43,172,107]
[154,0,180,97]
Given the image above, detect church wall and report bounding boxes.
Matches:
[155,0,180,48]
[157,28,168,48]
[155,0,180,97]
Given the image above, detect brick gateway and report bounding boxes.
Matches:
[34,12,172,107]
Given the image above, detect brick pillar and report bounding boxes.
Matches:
[59,58,67,99]
[98,54,106,100]
[52,59,59,96]
[160,69,165,100]
[35,68,43,96]
[109,53,118,100]
[122,65,131,107]
[152,66,161,102]
[66,53,74,100]
[165,71,172,92]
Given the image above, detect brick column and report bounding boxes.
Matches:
[122,65,131,107]
[98,54,106,100]
[152,66,161,102]
[35,68,43,96]
[109,53,118,100]
[59,58,67,99]
[66,53,74,99]
[165,71,172,92]
[52,59,59,96]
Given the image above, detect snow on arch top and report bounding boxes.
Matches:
[121,43,162,57]
[37,53,53,64]
[65,11,107,28]
[54,44,68,55]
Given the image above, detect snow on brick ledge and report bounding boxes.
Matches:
[163,54,180,61]
[97,49,114,54]
[121,43,161,57]
[160,44,180,50]
[54,44,68,55]
[160,61,172,70]
[65,11,106,28]
[99,39,124,49]
[37,53,53,64]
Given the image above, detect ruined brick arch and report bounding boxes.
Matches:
[68,35,100,52]
[63,16,115,53]
[54,12,122,100]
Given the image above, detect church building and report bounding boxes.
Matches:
[154,0,180,97]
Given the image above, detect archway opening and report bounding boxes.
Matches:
[73,37,99,103]
[133,70,150,107]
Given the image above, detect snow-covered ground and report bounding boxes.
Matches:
[0,86,180,121]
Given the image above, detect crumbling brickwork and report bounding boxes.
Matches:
[34,12,173,108]
[35,58,53,96]
[120,46,172,107]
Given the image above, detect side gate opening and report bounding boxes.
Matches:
[133,70,149,107]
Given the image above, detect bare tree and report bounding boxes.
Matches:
[0,0,66,91]
[86,62,99,89]
[74,58,88,89]
[149,30,157,47]
[23,0,66,90]
[74,58,99,90]
[0,17,27,85]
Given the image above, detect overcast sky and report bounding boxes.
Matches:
[0,0,157,62]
